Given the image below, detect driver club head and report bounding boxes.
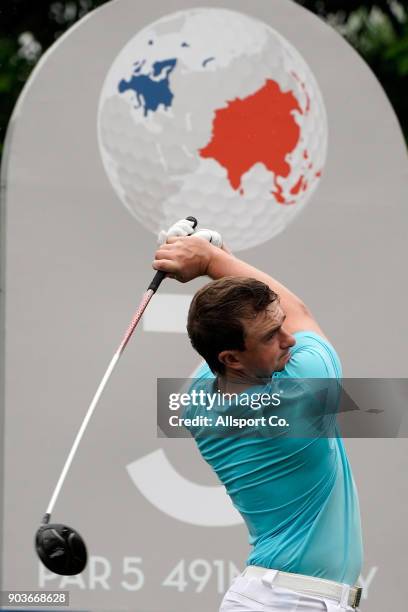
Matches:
[35,522,87,576]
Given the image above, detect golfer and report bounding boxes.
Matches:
[153,223,363,611]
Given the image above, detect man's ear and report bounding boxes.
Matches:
[218,350,244,372]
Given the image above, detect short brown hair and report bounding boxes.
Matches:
[187,276,279,375]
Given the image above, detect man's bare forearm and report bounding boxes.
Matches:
[152,235,325,336]
[207,248,325,337]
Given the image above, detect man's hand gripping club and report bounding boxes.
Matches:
[153,218,226,283]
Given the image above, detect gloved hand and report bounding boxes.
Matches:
[157,218,196,245]
[194,228,223,248]
[158,218,223,249]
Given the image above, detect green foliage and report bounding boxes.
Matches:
[0,0,107,157]
[0,29,36,155]
[0,0,407,162]
[297,0,408,142]
[351,6,408,142]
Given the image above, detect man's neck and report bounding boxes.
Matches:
[216,371,271,395]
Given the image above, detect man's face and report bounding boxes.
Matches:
[237,303,296,378]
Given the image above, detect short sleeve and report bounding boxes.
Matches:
[275,331,342,380]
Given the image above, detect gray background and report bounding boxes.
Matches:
[1,0,408,610]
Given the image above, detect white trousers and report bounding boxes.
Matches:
[220,569,359,612]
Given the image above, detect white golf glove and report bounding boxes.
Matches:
[158,219,223,249]
[194,228,223,248]
[157,218,196,245]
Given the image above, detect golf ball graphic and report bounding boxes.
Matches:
[98,8,328,251]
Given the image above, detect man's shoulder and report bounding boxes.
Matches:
[275,331,342,379]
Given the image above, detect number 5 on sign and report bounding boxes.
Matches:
[121,557,145,591]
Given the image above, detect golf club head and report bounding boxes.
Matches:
[35,522,87,575]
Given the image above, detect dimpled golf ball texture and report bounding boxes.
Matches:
[98,8,328,251]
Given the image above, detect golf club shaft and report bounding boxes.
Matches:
[44,216,197,521]
[45,281,162,518]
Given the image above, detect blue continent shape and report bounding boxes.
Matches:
[118,58,177,116]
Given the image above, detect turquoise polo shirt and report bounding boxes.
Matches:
[184,331,363,585]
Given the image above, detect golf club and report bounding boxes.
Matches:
[35,216,198,576]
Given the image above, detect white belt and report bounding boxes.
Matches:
[243,566,362,609]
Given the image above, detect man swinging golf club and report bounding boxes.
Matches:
[153,219,363,612]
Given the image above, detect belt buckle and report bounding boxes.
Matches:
[352,587,363,608]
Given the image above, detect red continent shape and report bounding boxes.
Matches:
[199,79,302,192]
